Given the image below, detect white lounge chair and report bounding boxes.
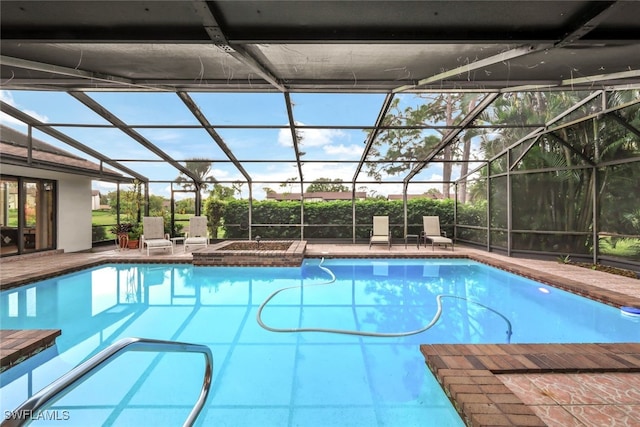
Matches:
[422,216,453,251]
[140,216,174,255]
[369,215,391,249]
[184,216,209,252]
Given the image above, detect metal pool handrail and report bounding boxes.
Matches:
[3,337,213,427]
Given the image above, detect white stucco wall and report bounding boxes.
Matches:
[57,178,92,252]
[1,165,93,252]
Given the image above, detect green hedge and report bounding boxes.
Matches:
[217,198,456,239]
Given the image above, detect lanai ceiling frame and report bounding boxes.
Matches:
[503,90,606,171]
[0,55,174,92]
[67,91,202,184]
[457,88,640,185]
[2,0,640,210]
[192,0,287,92]
[403,93,501,185]
[387,1,634,190]
[351,93,396,185]
[0,99,146,182]
[2,1,640,93]
[607,111,640,140]
[176,91,253,184]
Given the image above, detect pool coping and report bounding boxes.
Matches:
[4,251,636,308]
[0,329,61,371]
[192,240,306,266]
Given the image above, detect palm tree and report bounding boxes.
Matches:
[175,158,215,192]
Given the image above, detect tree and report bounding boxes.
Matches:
[425,188,443,199]
[201,183,236,238]
[466,89,640,255]
[209,183,235,201]
[175,198,195,214]
[279,177,299,194]
[203,198,225,239]
[175,158,215,192]
[120,179,145,222]
[306,178,349,192]
[232,181,244,199]
[148,194,166,215]
[365,93,481,199]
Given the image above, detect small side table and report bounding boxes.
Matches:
[404,234,420,249]
[170,236,184,249]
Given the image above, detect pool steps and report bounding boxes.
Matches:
[3,337,213,427]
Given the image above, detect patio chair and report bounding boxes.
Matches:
[141,216,174,256]
[369,215,391,249]
[184,216,209,253]
[422,216,453,251]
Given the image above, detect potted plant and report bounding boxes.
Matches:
[127,223,142,249]
[111,222,134,249]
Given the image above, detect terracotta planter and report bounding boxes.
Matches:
[128,239,139,249]
[117,233,129,249]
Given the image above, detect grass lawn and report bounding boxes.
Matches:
[92,210,192,226]
[91,210,118,226]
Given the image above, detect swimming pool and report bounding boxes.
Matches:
[1,258,638,426]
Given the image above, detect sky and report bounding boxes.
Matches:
[0,89,463,200]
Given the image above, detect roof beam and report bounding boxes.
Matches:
[0,154,124,181]
[0,100,147,181]
[404,93,500,183]
[561,69,640,87]
[352,93,395,183]
[67,91,201,183]
[393,44,551,93]
[0,55,170,92]
[284,92,304,183]
[555,1,619,48]
[176,91,252,183]
[608,112,640,139]
[547,133,597,166]
[193,0,287,92]
[484,90,640,168]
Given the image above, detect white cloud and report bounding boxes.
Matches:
[278,123,347,148]
[300,162,355,182]
[0,90,15,105]
[147,129,183,142]
[0,110,28,128]
[0,90,50,127]
[323,143,363,157]
[211,167,229,179]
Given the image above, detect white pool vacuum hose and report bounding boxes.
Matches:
[257,258,513,342]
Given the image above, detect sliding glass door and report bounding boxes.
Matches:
[1,176,55,256]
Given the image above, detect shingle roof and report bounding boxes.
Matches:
[1,125,122,178]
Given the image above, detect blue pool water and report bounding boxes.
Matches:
[1,258,639,426]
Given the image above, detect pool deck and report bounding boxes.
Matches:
[1,243,639,426]
[0,329,61,372]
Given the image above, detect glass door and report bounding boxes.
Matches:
[0,177,55,256]
[0,178,19,256]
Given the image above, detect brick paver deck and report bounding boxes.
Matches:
[421,343,640,427]
[0,329,61,371]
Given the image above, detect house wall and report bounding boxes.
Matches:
[91,194,101,210]
[0,165,93,253]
